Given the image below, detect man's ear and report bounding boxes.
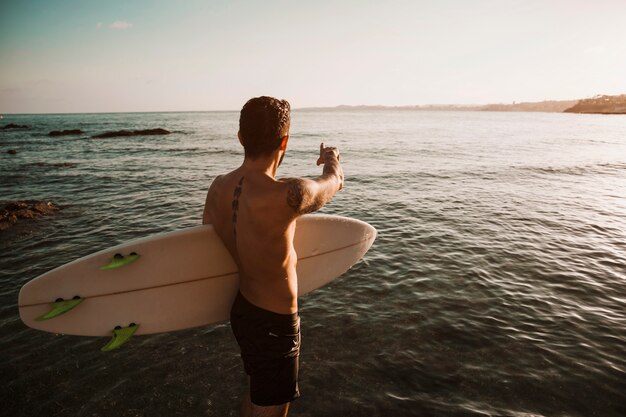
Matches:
[279,135,289,151]
[238,131,243,146]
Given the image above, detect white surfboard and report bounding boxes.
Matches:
[18,214,376,338]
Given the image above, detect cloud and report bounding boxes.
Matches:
[109,21,132,30]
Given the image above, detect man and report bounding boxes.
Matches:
[202,96,343,417]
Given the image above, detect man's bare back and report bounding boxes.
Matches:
[203,144,343,313]
[201,96,342,416]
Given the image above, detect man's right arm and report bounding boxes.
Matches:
[283,143,344,215]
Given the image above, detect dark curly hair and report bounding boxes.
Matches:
[239,96,291,158]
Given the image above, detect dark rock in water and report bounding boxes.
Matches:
[5,201,29,211]
[0,200,60,231]
[2,123,30,129]
[7,149,17,155]
[49,129,83,137]
[15,209,36,219]
[92,128,170,139]
[0,213,18,231]
[32,201,59,215]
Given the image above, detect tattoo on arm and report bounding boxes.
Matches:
[286,179,303,211]
[286,179,323,214]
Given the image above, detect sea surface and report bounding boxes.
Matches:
[1,110,625,417]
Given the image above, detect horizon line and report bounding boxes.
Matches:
[2,94,623,116]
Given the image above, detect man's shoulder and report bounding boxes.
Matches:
[275,177,315,215]
[207,174,224,194]
[237,177,298,218]
[276,176,308,188]
[275,177,308,199]
[210,172,241,191]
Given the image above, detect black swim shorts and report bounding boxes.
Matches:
[230,291,301,406]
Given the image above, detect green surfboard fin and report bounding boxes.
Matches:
[100,252,140,270]
[35,297,83,321]
[101,323,139,352]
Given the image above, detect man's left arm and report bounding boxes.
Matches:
[202,175,222,224]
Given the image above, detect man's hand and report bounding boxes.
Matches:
[316,142,343,191]
[316,142,340,166]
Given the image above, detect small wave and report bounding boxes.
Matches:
[25,162,78,169]
[521,162,626,177]
[291,132,322,138]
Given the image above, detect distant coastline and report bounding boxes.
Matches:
[300,102,574,112]
[300,94,626,114]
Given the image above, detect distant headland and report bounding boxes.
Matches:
[563,95,626,114]
[306,94,626,114]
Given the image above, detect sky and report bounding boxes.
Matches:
[1,0,625,113]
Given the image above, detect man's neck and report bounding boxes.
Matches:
[241,152,283,178]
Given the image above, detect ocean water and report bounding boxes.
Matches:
[1,110,625,417]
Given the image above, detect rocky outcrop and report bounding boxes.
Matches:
[49,129,83,137]
[0,201,60,231]
[7,149,17,155]
[1,123,30,129]
[564,94,626,114]
[92,128,170,138]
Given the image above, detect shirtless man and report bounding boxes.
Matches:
[202,96,343,417]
